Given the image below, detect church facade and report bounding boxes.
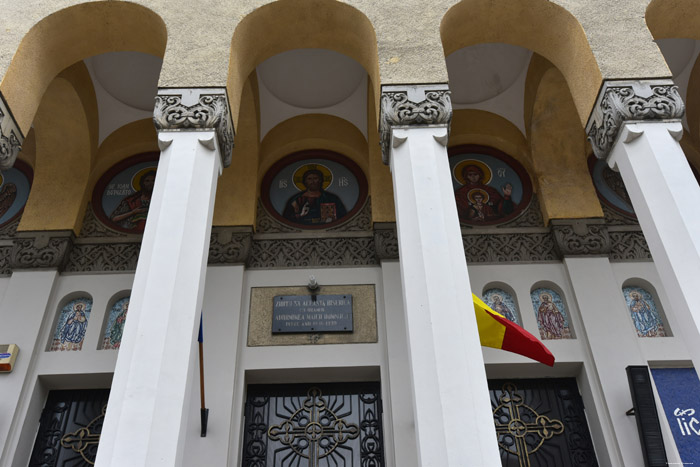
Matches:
[1,0,700,465]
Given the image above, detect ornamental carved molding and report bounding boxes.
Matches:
[248,237,376,269]
[551,219,611,257]
[153,89,234,167]
[65,242,141,272]
[10,231,74,270]
[379,84,452,164]
[462,231,558,263]
[609,230,652,261]
[373,223,399,260]
[0,246,11,275]
[586,80,684,160]
[0,95,23,171]
[208,227,253,265]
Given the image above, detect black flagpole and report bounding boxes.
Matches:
[198,313,209,437]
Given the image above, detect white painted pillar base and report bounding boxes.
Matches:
[609,121,700,374]
[95,130,221,467]
[389,126,501,466]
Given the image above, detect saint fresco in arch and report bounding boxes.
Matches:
[623,286,666,337]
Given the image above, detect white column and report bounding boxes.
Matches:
[96,89,231,467]
[0,270,58,464]
[563,256,644,467]
[384,85,500,465]
[608,120,700,374]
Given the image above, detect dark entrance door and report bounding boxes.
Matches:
[489,378,598,467]
[242,382,384,467]
[29,388,110,466]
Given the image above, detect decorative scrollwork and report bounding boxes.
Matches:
[10,231,74,270]
[373,224,399,260]
[65,242,141,272]
[249,237,376,269]
[154,90,234,167]
[79,203,131,238]
[0,217,19,239]
[379,85,452,164]
[587,80,684,160]
[609,230,652,261]
[551,219,611,257]
[60,405,106,465]
[463,232,558,263]
[208,227,253,264]
[267,387,360,464]
[0,96,23,171]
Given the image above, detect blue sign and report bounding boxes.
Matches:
[0,353,10,359]
[651,368,700,463]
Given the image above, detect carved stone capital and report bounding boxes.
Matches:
[0,94,24,171]
[551,219,610,257]
[153,88,234,167]
[379,84,452,164]
[10,230,74,270]
[209,226,253,264]
[586,80,685,160]
[373,223,399,260]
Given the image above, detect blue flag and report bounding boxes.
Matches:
[198,313,203,343]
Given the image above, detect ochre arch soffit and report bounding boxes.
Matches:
[86,119,159,197]
[440,0,602,127]
[258,114,369,186]
[1,1,167,135]
[449,109,534,179]
[227,0,380,131]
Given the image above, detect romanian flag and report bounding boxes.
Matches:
[473,294,555,366]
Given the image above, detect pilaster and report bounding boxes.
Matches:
[381,84,501,466]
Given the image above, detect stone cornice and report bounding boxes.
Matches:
[153,88,234,167]
[586,79,684,160]
[379,84,452,164]
[0,93,23,171]
[10,230,74,270]
[551,218,610,257]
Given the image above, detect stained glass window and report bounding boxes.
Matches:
[483,288,521,325]
[101,297,130,350]
[531,288,573,340]
[622,286,667,337]
[49,297,92,352]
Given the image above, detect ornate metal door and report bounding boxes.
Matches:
[242,382,384,467]
[29,389,110,466]
[489,378,599,467]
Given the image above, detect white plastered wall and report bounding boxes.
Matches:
[0,257,693,466]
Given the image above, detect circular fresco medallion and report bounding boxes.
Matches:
[0,159,32,228]
[92,153,159,234]
[449,145,533,226]
[261,150,368,229]
[587,155,636,219]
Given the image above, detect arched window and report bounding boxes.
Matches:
[530,286,573,340]
[49,296,92,351]
[622,286,668,337]
[483,285,521,325]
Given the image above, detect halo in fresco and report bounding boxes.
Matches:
[0,160,32,228]
[449,145,532,226]
[588,155,635,218]
[92,153,159,234]
[261,150,368,229]
[531,288,573,340]
[483,288,521,325]
[49,297,92,352]
[622,286,667,337]
[102,297,130,350]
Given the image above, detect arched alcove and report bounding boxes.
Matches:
[620,278,672,338]
[530,282,575,340]
[47,292,93,352]
[100,291,131,350]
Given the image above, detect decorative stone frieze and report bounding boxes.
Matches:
[609,230,652,261]
[551,219,611,257]
[248,237,376,269]
[153,88,234,167]
[0,94,23,170]
[65,242,141,272]
[373,223,399,260]
[586,80,684,160]
[462,231,558,263]
[208,226,253,265]
[379,84,452,164]
[0,245,11,275]
[10,230,74,270]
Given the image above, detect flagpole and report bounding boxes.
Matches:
[198,314,209,437]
